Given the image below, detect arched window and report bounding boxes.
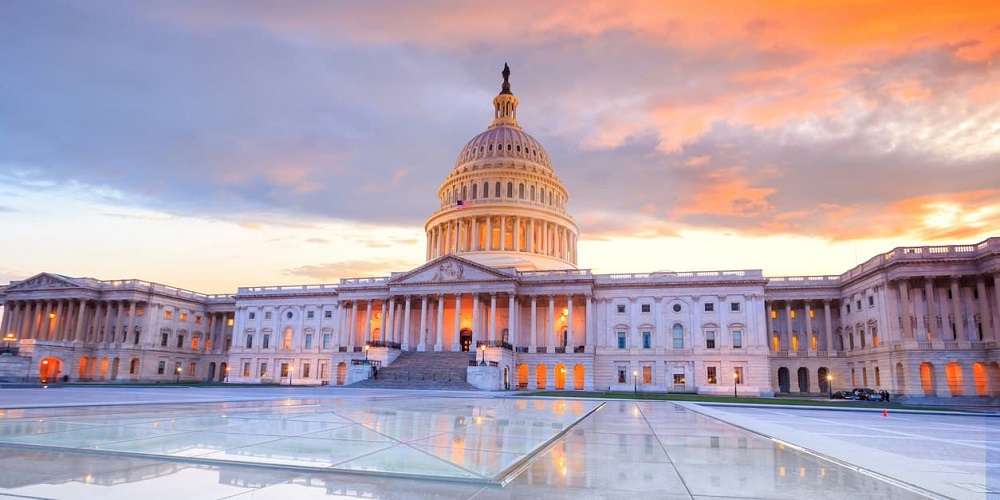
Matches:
[672,324,684,349]
[530,186,536,201]
[507,143,511,151]
[494,182,500,198]
[507,182,513,198]
[461,185,467,200]
[484,182,490,198]
[472,183,478,200]
[519,183,525,199]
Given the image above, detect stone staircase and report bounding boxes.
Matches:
[349,351,477,390]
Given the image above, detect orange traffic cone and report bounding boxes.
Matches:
[881,408,888,417]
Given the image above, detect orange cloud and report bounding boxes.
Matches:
[674,169,776,218]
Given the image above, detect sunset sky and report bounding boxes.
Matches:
[1,1,998,293]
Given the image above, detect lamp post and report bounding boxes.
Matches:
[2,333,15,352]
[479,344,486,366]
[826,374,834,399]
[175,365,181,384]
[364,344,370,361]
[224,365,230,383]
[733,371,739,398]
[287,365,294,386]
[633,370,638,394]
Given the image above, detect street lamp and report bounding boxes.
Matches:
[364,344,370,361]
[224,365,230,383]
[733,371,739,398]
[175,365,181,384]
[826,373,834,399]
[287,365,294,386]
[2,333,15,351]
[633,370,638,394]
[479,344,486,366]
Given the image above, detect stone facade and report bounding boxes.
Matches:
[0,66,997,400]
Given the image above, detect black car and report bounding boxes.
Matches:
[831,390,855,400]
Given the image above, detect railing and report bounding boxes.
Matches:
[339,277,390,286]
[0,346,19,356]
[518,269,593,279]
[476,340,512,350]
[351,359,382,368]
[469,360,499,367]
[238,283,338,295]
[573,345,585,353]
[366,341,401,349]
[554,346,566,353]
[594,269,763,283]
[515,346,529,353]
[430,198,572,217]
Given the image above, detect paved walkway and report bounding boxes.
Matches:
[689,403,999,499]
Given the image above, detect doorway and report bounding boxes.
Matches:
[460,329,472,352]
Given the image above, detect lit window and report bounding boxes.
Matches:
[260,363,267,377]
[242,362,250,377]
[673,373,685,385]
[642,366,652,384]
[707,367,718,384]
[735,366,744,384]
[163,310,173,320]
[179,312,188,322]
[770,309,777,319]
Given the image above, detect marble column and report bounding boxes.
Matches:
[435,294,445,351]
[530,296,538,352]
[949,277,963,340]
[416,296,426,351]
[784,302,793,353]
[823,300,833,352]
[975,276,992,341]
[386,298,395,343]
[804,301,813,351]
[470,293,480,346]
[528,218,535,253]
[548,295,556,353]
[486,217,493,251]
[349,301,358,348]
[993,273,1000,341]
[402,295,412,350]
[452,294,462,351]
[924,279,936,340]
[507,294,515,344]
[513,216,521,251]
[126,301,137,345]
[0,301,11,337]
[584,295,593,352]
[899,280,913,339]
[488,293,497,342]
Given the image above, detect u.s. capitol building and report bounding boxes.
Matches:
[2,67,998,401]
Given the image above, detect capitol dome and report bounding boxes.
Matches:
[424,64,579,271]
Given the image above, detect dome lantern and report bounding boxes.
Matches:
[491,62,520,129]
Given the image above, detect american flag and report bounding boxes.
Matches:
[455,199,465,209]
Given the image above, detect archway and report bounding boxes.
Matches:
[336,362,347,385]
[219,362,227,382]
[111,357,120,380]
[817,367,829,393]
[573,364,585,391]
[797,367,809,392]
[919,362,935,396]
[536,364,548,390]
[38,357,62,382]
[460,329,472,352]
[895,363,906,394]
[129,358,140,378]
[554,363,566,390]
[98,357,110,380]
[372,327,381,342]
[207,362,217,382]
[945,362,963,396]
[777,367,790,393]
[972,363,987,396]
[78,357,89,380]
[516,363,528,389]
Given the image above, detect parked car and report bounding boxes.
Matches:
[831,390,855,400]
[853,388,883,401]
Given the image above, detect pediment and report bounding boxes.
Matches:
[389,256,515,285]
[5,273,86,292]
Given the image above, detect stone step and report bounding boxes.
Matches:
[348,351,477,390]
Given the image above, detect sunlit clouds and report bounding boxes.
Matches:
[0,0,996,291]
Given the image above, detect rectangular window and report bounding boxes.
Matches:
[641,304,651,313]
[673,373,685,385]
[264,312,272,320]
[248,312,256,320]
[616,304,626,314]
[705,330,716,349]
[791,335,799,352]
[642,366,652,385]
[617,368,626,384]
[875,366,881,386]
[868,296,874,307]
[176,335,184,349]
[187,362,196,376]
[263,334,270,349]
[303,363,311,378]
[856,300,862,310]
[642,331,651,349]
[160,332,168,347]
[851,368,856,385]
[246,335,253,349]
[704,302,714,312]
[324,310,332,319]
[672,328,684,349]
[732,330,743,348]
[191,336,200,351]
[307,311,315,319]
[617,331,626,349]
[707,367,717,384]
[305,334,313,349]
[847,304,851,313]
[790,310,797,319]
[280,363,290,377]
[157,361,166,375]
[735,366,744,385]
[195,316,202,325]
[179,312,188,322]
[730,302,740,312]
[259,363,268,377]
[322,333,331,349]
[242,362,250,377]
[862,367,868,386]
[227,317,233,326]
[163,310,173,320]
